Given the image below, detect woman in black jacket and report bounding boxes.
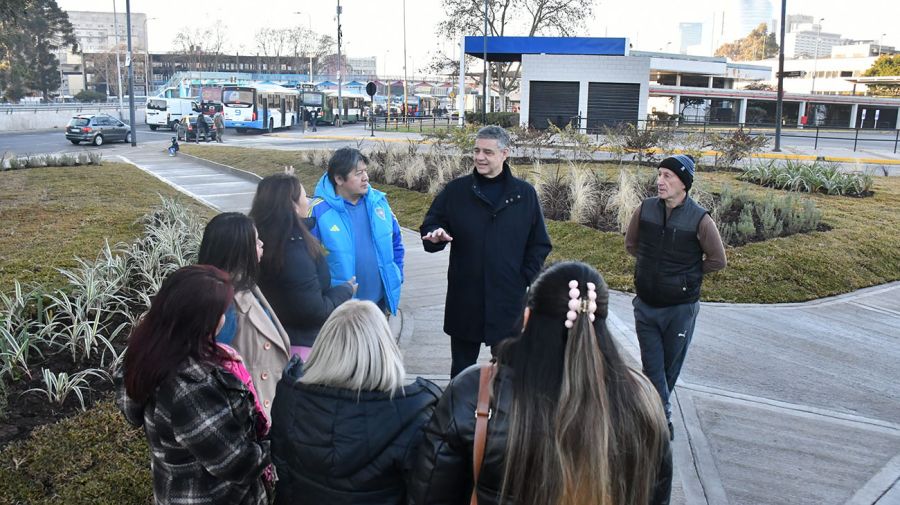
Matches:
[409,261,673,505]
[270,300,441,505]
[250,173,355,360]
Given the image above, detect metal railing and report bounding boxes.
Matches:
[565,117,900,154]
[0,102,147,114]
[370,114,456,133]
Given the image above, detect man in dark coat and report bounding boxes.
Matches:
[420,125,552,377]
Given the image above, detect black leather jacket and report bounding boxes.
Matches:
[409,364,673,505]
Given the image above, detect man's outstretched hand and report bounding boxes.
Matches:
[422,228,453,244]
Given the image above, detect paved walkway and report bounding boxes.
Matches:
[119,144,900,505]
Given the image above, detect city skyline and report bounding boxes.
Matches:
[55,0,898,77]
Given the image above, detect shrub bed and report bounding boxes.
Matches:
[740,160,874,197]
[182,144,900,303]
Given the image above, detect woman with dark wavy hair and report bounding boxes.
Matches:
[117,265,271,505]
[410,261,672,505]
[249,173,356,360]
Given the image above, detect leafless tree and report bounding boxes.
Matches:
[255,27,290,72]
[431,0,594,111]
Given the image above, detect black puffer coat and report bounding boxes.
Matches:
[270,357,442,505]
[420,165,552,345]
[408,365,673,505]
[257,225,353,348]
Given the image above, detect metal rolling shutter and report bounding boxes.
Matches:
[587,82,640,130]
[529,81,580,129]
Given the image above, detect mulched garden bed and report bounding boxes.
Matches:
[0,341,123,449]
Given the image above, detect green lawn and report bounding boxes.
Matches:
[183,145,900,303]
[0,163,213,292]
[0,162,217,503]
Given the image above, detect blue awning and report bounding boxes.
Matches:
[464,36,627,62]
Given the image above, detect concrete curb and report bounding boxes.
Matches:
[178,151,263,183]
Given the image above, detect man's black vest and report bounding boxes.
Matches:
[635,196,708,307]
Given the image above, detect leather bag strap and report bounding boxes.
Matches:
[470,363,495,505]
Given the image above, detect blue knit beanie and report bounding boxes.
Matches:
[658,155,696,191]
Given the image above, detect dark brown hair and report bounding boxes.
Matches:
[198,212,259,290]
[249,173,322,273]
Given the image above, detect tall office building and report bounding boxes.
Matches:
[723,0,775,42]
[56,10,149,96]
[679,23,704,54]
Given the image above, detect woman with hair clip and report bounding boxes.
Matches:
[409,261,673,505]
[116,265,271,505]
[269,300,441,505]
[198,212,291,418]
[249,172,356,361]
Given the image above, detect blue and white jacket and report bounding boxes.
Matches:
[309,173,405,314]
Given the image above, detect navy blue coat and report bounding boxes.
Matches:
[420,165,552,345]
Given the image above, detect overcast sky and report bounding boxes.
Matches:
[57,0,898,77]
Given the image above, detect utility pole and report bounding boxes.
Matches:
[336,0,343,126]
[811,18,824,94]
[482,0,488,122]
[112,0,124,119]
[774,0,786,152]
[402,0,408,120]
[125,0,136,146]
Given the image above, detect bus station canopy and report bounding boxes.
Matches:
[463,36,628,62]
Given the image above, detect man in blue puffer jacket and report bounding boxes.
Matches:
[309,147,405,315]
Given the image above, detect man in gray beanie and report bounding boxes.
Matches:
[624,154,726,440]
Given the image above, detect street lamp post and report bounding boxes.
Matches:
[810,18,824,95]
[292,12,314,83]
[112,0,124,119]
[402,0,408,119]
[335,1,343,126]
[125,0,136,146]
[482,0,487,122]
[773,0,787,152]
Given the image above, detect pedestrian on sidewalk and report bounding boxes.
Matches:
[309,148,405,316]
[625,154,727,438]
[198,212,291,418]
[270,300,441,505]
[213,112,225,143]
[116,265,272,505]
[409,261,672,505]
[420,125,551,378]
[250,173,356,361]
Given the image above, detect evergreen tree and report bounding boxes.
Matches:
[0,0,75,101]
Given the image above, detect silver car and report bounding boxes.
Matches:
[65,114,132,146]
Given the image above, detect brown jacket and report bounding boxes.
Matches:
[231,287,292,418]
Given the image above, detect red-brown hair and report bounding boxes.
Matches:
[123,265,234,404]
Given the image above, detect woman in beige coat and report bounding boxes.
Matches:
[199,212,292,418]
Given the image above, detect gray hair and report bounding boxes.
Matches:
[300,300,406,394]
[475,125,511,150]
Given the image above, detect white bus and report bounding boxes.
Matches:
[145,97,198,130]
[222,83,299,133]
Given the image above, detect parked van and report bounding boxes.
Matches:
[145,97,199,130]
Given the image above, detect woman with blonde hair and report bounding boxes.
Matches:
[270,300,441,505]
[410,261,672,505]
